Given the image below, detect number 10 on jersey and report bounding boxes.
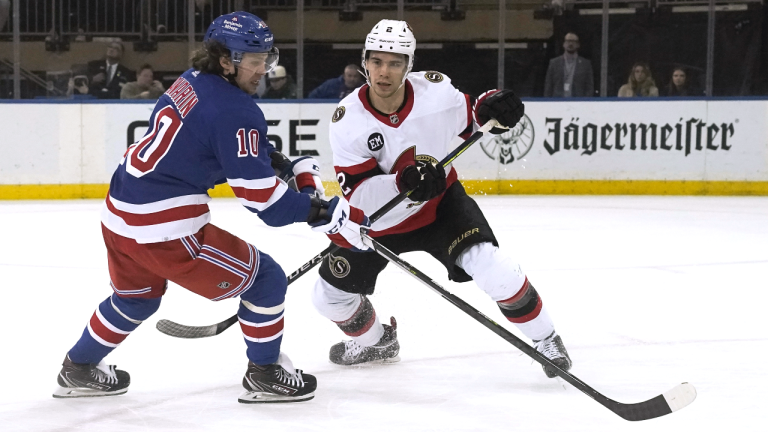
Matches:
[236,128,260,157]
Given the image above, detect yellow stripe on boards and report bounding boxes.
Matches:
[2,180,768,200]
[0,184,110,200]
[461,180,768,196]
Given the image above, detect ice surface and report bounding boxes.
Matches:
[1,196,766,431]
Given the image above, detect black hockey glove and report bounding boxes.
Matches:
[474,89,525,133]
[269,151,292,176]
[397,163,447,202]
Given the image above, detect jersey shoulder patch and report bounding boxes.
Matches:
[424,71,445,83]
[332,106,346,123]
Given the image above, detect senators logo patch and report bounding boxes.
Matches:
[329,254,351,278]
[332,106,346,123]
[424,71,444,83]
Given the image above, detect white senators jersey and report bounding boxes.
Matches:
[330,71,475,236]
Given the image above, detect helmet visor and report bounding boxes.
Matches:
[235,47,280,75]
[265,47,279,74]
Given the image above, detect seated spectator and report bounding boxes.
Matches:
[121,64,165,99]
[664,67,701,97]
[307,64,364,99]
[0,0,9,32]
[544,32,594,98]
[262,65,297,99]
[87,41,134,99]
[618,63,658,97]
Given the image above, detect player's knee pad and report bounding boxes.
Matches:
[456,242,527,302]
[111,293,161,322]
[311,277,363,322]
[240,252,287,308]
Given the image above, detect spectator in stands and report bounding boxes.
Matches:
[307,64,364,99]
[87,41,134,99]
[121,64,165,99]
[664,67,700,97]
[0,0,9,32]
[262,65,297,99]
[618,63,658,97]
[544,32,594,98]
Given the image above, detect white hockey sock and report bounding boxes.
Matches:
[311,277,384,347]
[457,242,555,341]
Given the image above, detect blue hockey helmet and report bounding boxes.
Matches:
[204,12,279,71]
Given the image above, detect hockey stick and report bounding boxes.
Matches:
[155,119,501,339]
[361,233,697,421]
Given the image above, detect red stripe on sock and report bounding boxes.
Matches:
[89,313,129,345]
[240,317,284,340]
[345,311,377,337]
[498,277,530,305]
[505,297,543,324]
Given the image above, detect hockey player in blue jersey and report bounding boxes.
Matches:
[53,12,371,404]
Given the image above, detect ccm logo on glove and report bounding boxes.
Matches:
[308,196,371,252]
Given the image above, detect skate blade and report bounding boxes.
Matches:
[238,390,315,404]
[52,386,128,398]
[330,355,401,367]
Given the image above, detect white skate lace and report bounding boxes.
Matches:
[535,334,564,360]
[92,362,118,385]
[342,340,365,360]
[276,367,305,388]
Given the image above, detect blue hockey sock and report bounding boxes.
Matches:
[238,252,287,366]
[68,294,161,364]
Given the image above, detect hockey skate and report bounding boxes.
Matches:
[52,355,130,398]
[239,353,317,403]
[329,316,400,366]
[533,331,572,378]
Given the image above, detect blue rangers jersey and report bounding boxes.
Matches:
[101,68,311,243]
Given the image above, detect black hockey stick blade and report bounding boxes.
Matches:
[156,119,500,339]
[362,234,697,421]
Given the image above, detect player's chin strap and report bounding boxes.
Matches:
[155,119,502,340]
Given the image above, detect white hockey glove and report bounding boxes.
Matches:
[271,153,326,199]
[308,196,371,252]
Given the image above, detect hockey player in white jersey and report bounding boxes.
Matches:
[311,19,572,378]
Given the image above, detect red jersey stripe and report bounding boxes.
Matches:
[106,197,209,227]
[335,157,379,176]
[230,179,279,203]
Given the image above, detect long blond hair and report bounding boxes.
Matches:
[627,62,656,96]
